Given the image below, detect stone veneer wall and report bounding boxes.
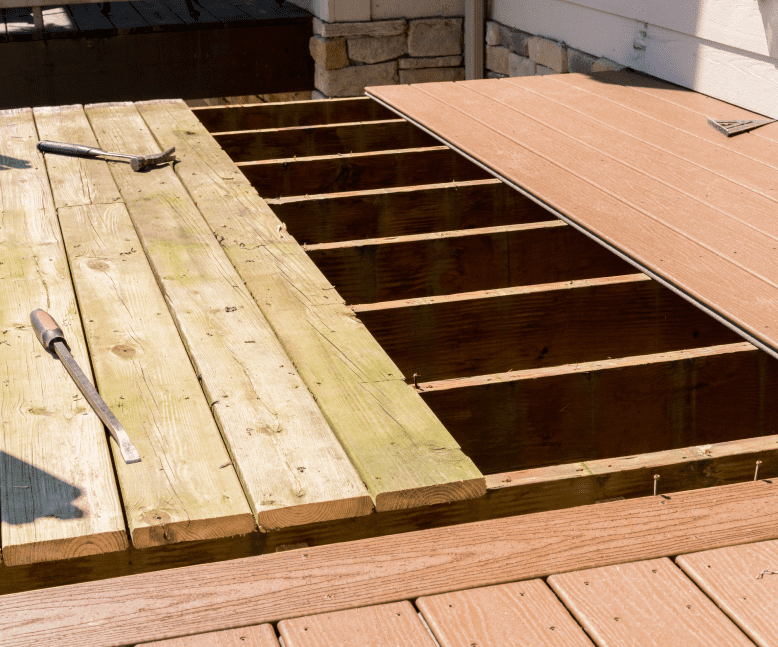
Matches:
[484,20,625,79]
[310,16,465,98]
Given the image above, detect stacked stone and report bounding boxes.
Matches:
[310,17,465,98]
[484,20,624,79]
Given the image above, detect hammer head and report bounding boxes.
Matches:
[131,146,176,172]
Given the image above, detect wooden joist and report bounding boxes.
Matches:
[78,101,372,533]
[0,108,126,567]
[135,99,485,512]
[5,479,778,646]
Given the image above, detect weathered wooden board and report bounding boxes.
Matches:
[417,579,594,646]
[193,97,395,132]
[278,601,436,646]
[238,146,492,199]
[307,221,632,304]
[353,274,740,382]
[0,108,126,567]
[677,540,778,647]
[421,342,778,473]
[5,480,778,646]
[549,557,754,646]
[214,119,438,162]
[138,623,280,646]
[81,101,372,531]
[267,179,554,245]
[367,77,778,360]
[136,99,484,512]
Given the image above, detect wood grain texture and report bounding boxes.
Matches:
[5,480,778,647]
[421,341,778,473]
[138,623,279,646]
[193,97,395,132]
[135,99,484,512]
[548,557,754,647]
[214,120,438,162]
[417,579,594,647]
[84,101,372,531]
[677,540,778,647]
[307,221,632,305]
[0,107,126,567]
[238,146,492,199]
[366,78,778,359]
[268,179,554,245]
[354,274,740,383]
[278,601,436,646]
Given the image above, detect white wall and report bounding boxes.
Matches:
[287,0,370,22]
[288,0,464,22]
[492,0,778,119]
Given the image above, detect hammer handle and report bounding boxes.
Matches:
[37,140,105,158]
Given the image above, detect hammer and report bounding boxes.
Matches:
[37,140,176,172]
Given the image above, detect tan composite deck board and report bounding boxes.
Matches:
[0,108,126,566]
[677,539,778,647]
[5,480,778,647]
[79,101,373,532]
[137,624,280,646]
[366,77,778,358]
[548,557,755,647]
[278,601,436,646]
[135,99,484,512]
[42,102,254,548]
[417,579,594,646]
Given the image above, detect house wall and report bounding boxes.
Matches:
[492,0,778,118]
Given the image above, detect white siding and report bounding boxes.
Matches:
[371,0,464,19]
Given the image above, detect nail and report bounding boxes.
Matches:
[653,474,660,496]
[755,460,763,481]
[413,373,418,388]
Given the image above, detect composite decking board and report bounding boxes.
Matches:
[677,540,778,647]
[238,146,492,199]
[278,601,436,647]
[417,579,595,647]
[5,7,35,39]
[5,480,778,647]
[421,341,778,474]
[0,108,127,567]
[41,6,76,34]
[138,623,280,646]
[366,79,778,361]
[353,274,741,383]
[65,3,114,32]
[193,97,395,132]
[98,0,148,31]
[136,99,484,512]
[130,0,184,27]
[40,104,255,548]
[268,179,555,245]
[82,101,372,531]
[307,221,633,305]
[548,558,755,647]
[214,120,439,162]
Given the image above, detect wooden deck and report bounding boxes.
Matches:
[0,0,312,108]
[4,479,778,646]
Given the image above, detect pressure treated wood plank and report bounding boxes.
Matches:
[677,540,778,647]
[306,221,632,304]
[138,624,279,646]
[5,480,778,647]
[353,274,741,383]
[136,99,484,513]
[193,96,395,132]
[421,341,778,474]
[81,101,372,531]
[0,108,126,566]
[366,81,778,360]
[417,580,594,647]
[278,601,436,646]
[214,119,438,162]
[267,179,554,245]
[548,558,755,647]
[238,146,492,199]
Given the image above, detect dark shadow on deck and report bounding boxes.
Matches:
[0,156,32,170]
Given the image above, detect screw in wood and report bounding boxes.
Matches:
[755,460,763,481]
[413,373,419,388]
[653,474,660,496]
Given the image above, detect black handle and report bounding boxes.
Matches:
[30,309,66,351]
[37,140,105,158]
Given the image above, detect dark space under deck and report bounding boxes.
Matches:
[0,0,312,108]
